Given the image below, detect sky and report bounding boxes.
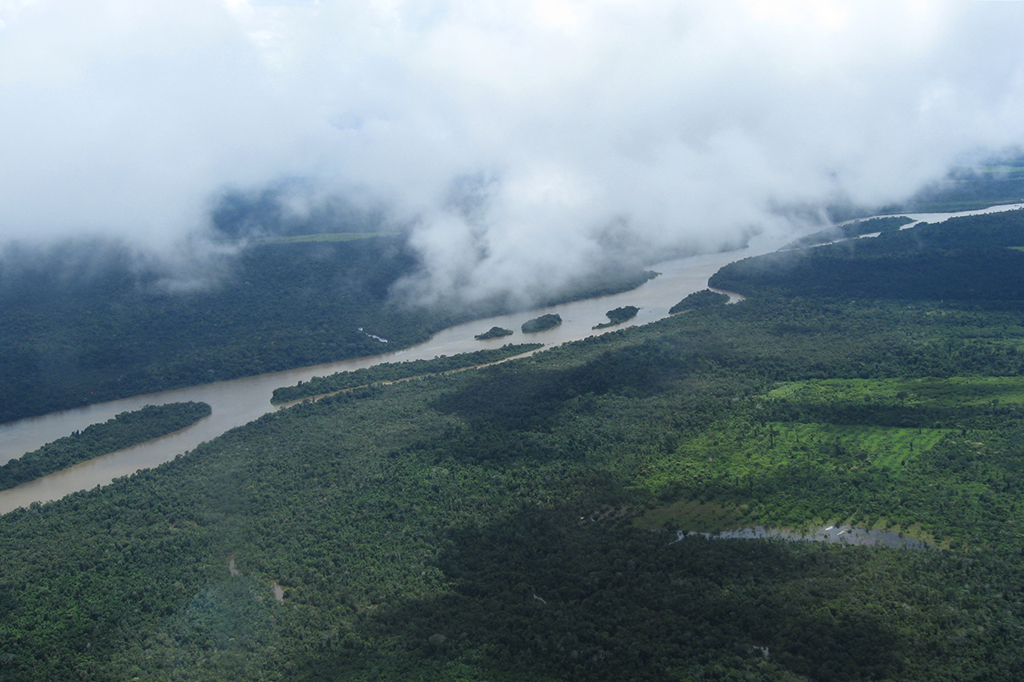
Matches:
[2,0,1024,304]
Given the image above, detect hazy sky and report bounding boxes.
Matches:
[2,0,1024,302]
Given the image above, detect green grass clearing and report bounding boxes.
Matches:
[625,375,1020,539]
[638,420,948,494]
[767,375,1024,407]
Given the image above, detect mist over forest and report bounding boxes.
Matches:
[7,2,1024,680]
[4,1,1024,305]
[6,206,1024,680]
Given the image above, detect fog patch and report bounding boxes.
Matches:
[3,1,1024,305]
[0,234,239,297]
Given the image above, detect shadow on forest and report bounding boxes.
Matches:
[305,510,910,682]
[415,339,721,465]
[430,339,705,431]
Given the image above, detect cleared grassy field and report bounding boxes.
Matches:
[768,375,1024,406]
[633,375,1024,532]
[637,418,949,488]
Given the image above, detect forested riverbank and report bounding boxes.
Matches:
[711,208,1024,303]
[3,209,1024,679]
[5,218,1024,677]
[0,242,734,505]
[0,236,654,424]
[0,402,210,490]
[271,344,543,404]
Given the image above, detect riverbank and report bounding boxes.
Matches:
[0,247,749,513]
[4,202,1023,514]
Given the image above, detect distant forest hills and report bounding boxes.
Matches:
[712,208,1024,305]
[5,209,1024,680]
[0,235,654,424]
[901,157,1024,213]
[827,154,1024,221]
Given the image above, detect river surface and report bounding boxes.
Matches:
[2,202,1022,514]
[0,244,767,513]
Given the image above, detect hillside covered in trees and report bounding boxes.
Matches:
[2,210,1024,679]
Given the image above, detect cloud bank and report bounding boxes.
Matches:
[2,0,1024,303]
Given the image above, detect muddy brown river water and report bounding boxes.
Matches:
[2,202,1021,514]
[0,248,748,513]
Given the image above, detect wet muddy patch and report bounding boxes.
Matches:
[676,524,930,549]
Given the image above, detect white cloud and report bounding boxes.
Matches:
[2,0,1024,301]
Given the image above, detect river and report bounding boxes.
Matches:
[2,202,1021,514]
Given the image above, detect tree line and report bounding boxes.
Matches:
[0,402,210,491]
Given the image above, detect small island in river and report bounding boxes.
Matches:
[475,326,514,340]
[593,306,639,329]
[521,313,562,334]
[0,402,211,492]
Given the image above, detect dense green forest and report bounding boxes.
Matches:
[522,313,562,333]
[593,306,639,329]
[0,237,654,425]
[711,208,1024,304]
[669,288,730,314]
[0,402,210,492]
[783,215,915,249]
[3,296,1024,680]
[3,209,1024,679]
[270,344,543,404]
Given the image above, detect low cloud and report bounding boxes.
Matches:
[2,0,1024,303]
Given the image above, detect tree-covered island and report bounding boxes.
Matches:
[0,402,210,491]
[521,313,562,333]
[271,344,542,403]
[592,305,639,329]
[474,326,514,340]
[669,288,730,314]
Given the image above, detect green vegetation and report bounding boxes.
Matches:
[593,305,639,329]
[521,313,562,333]
[6,211,1024,679]
[270,344,543,403]
[4,290,1024,679]
[711,208,1024,304]
[473,326,513,340]
[0,402,210,491]
[0,237,654,425]
[784,215,914,249]
[669,288,729,313]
